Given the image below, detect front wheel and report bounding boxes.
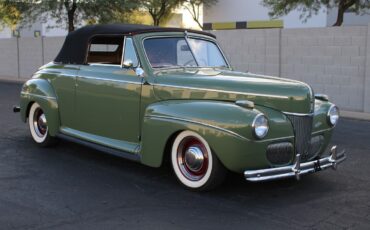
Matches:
[28,102,57,147]
[171,130,226,191]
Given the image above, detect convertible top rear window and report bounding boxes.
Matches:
[87,36,123,65]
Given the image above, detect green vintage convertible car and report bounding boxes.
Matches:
[15,24,346,190]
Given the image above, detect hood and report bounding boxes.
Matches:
[153,69,314,114]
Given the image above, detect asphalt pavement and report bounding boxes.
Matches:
[1,80,370,230]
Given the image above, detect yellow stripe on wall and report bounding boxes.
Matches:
[212,22,236,30]
[247,20,283,29]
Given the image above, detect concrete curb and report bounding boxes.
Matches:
[341,111,370,121]
[2,79,370,122]
[0,78,26,84]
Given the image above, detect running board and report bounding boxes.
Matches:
[57,133,141,162]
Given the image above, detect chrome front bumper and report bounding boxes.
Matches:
[244,146,346,182]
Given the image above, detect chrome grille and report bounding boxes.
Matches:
[307,135,324,160]
[285,114,313,160]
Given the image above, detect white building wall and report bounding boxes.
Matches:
[212,25,369,112]
[0,27,12,38]
[171,4,203,30]
[204,0,370,28]
[42,20,68,37]
[204,0,328,28]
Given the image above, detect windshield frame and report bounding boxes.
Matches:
[142,34,231,70]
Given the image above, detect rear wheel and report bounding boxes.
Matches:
[28,102,57,147]
[171,130,226,191]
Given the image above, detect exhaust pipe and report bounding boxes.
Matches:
[13,106,20,113]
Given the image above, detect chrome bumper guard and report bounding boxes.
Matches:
[244,146,346,182]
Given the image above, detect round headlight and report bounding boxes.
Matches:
[252,114,269,139]
[327,105,339,127]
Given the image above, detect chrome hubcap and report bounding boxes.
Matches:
[184,146,204,172]
[33,108,47,137]
[177,136,209,181]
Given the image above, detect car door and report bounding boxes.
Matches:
[74,35,142,145]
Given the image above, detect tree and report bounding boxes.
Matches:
[141,0,185,26]
[0,0,139,33]
[0,4,22,30]
[262,0,370,27]
[184,0,217,29]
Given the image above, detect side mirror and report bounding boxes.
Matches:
[135,67,145,78]
[123,59,134,68]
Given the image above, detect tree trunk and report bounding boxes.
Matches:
[186,4,203,29]
[67,11,75,32]
[333,1,345,26]
[64,0,77,32]
[194,17,203,29]
[153,17,160,26]
[333,0,356,26]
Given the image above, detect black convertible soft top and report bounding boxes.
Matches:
[54,24,215,65]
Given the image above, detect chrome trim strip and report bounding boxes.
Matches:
[146,115,294,143]
[121,36,127,67]
[152,83,289,99]
[89,63,121,67]
[57,133,141,162]
[256,135,295,143]
[283,112,314,116]
[244,146,346,182]
[59,73,77,78]
[145,115,250,141]
[184,31,200,66]
[21,92,56,100]
[78,76,142,85]
[312,128,332,135]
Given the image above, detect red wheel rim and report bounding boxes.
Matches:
[32,108,47,137]
[176,136,209,181]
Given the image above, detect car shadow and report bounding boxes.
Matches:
[55,138,338,202]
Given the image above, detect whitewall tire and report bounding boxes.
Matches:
[28,102,57,147]
[171,130,226,191]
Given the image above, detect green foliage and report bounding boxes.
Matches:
[0,4,22,30]
[139,0,217,27]
[0,0,221,32]
[0,0,140,32]
[140,0,185,26]
[262,0,370,26]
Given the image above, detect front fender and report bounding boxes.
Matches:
[140,100,294,172]
[20,78,60,136]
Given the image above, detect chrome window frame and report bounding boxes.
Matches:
[84,34,141,69]
[121,36,140,69]
[141,33,231,70]
[85,34,124,67]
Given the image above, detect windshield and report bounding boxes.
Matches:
[143,37,228,68]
